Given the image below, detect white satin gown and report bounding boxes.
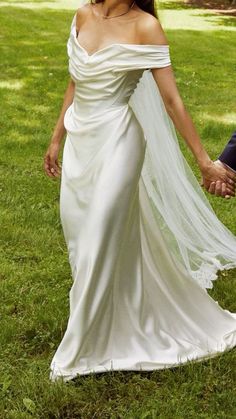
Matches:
[49,15,236,381]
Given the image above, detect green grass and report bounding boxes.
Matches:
[0,1,236,418]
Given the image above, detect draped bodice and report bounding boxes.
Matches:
[66,14,171,117]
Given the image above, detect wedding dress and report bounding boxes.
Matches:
[49,14,236,381]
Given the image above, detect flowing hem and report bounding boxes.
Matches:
[49,330,236,382]
[191,260,236,289]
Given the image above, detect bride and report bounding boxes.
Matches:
[44,0,236,382]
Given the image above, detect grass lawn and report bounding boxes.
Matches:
[0,1,236,417]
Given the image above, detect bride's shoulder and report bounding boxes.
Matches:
[75,2,91,15]
[135,9,168,46]
[74,2,91,28]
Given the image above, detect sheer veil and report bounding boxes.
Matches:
[129,70,236,289]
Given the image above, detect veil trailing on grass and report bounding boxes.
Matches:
[129,70,236,289]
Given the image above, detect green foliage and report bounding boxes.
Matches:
[0,1,235,418]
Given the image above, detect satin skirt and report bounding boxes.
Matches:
[50,103,236,381]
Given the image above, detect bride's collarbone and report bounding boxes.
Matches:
[78,38,138,54]
[76,30,140,55]
[76,17,140,54]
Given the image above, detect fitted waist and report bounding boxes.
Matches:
[74,97,128,115]
[64,100,133,133]
[73,89,129,117]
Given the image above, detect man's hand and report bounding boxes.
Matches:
[201,160,236,198]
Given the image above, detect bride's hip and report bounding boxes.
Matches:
[64,100,129,127]
[63,102,145,146]
[61,106,146,184]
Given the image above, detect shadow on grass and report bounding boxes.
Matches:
[159,0,194,9]
[211,15,236,26]
[196,11,236,27]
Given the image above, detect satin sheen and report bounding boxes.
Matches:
[49,16,236,381]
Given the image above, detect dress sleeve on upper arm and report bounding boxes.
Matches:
[146,46,171,69]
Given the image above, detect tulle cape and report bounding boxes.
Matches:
[129,70,236,288]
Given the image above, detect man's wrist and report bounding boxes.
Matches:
[216,159,236,174]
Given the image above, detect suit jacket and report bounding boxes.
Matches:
[218,131,236,172]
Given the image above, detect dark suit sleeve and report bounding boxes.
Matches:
[218,131,236,172]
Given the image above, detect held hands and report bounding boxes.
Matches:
[200,160,236,199]
[44,142,61,178]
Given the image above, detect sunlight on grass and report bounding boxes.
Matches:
[158,0,236,31]
[0,80,25,90]
[203,112,236,125]
[159,8,236,31]
[0,0,80,9]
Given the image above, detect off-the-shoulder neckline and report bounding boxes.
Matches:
[75,36,169,58]
[73,32,169,59]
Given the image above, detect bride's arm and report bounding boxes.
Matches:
[151,65,234,193]
[44,78,75,178]
[139,16,235,195]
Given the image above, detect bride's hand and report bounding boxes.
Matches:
[44,142,61,178]
[200,160,235,198]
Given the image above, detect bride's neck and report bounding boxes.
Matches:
[100,0,134,17]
